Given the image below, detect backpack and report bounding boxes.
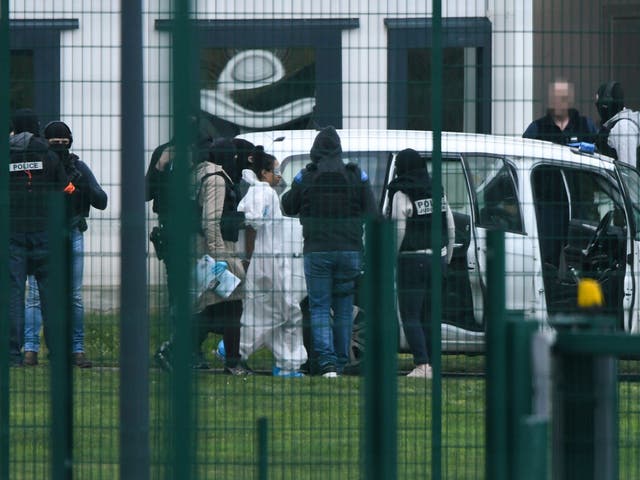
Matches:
[197,171,244,242]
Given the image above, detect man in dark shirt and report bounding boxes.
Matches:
[523,78,597,145]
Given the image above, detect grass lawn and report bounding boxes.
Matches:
[5,313,640,479]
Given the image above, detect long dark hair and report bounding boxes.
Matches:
[250,145,276,180]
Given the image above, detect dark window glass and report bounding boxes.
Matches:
[407,47,478,132]
[10,50,35,112]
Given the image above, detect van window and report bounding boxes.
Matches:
[465,155,523,233]
[423,156,473,219]
[280,152,389,200]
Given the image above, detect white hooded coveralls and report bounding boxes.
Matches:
[237,169,307,372]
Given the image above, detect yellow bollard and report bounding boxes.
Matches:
[577,278,604,308]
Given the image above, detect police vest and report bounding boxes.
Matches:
[398,182,448,253]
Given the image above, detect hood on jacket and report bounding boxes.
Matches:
[241,168,260,186]
[9,132,35,152]
[12,109,40,135]
[310,126,342,163]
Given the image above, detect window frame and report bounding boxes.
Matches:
[10,19,79,124]
[385,17,492,133]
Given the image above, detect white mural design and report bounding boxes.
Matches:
[200,49,316,130]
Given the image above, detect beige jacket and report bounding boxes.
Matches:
[194,161,245,311]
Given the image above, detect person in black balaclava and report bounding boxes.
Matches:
[387,148,455,379]
[595,81,640,168]
[21,121,108,368]
[8,109,69,366]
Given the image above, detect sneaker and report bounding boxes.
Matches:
[155,341,173,372]
[24,351,38,366]
[224,362,254,376]
[406,364,433,379]
[214,340,226,362]
[74,353,92,369]
[319,364,338,378]
[272,366,304,378]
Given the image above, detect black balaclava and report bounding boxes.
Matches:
[11,108,40,135]
[310,126,342,163]
[596,81,625,124]
[210,137,238,182]
[395,148,426,176]
[44,121,73,164]
[232,138,255,173]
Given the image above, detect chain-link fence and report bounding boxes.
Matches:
[2,1,640,479]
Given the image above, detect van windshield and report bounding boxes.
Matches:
[280,152,389,200]
[616,162,640,240]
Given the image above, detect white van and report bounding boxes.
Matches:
[236,129,640,352]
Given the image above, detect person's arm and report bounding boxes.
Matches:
[201,173,227,257]
[445,197,455,264]
[77,161,108,210]
[609,118,638,167]
[281,169,304,216]
[391,191,411,254]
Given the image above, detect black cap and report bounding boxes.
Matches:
[11,108,40,135]
[596,81,624,123]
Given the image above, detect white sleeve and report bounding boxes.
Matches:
[391,191,412,253]
[445,196,455,264]
[609,118,638,167]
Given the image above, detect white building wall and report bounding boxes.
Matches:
[10,0,533,309]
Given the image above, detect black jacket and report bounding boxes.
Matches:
[9,132,69,232]
[65,154,108,228]
[281,127,377,253]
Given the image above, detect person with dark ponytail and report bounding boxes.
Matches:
[235,146,307,377]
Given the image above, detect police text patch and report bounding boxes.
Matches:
[10,162,43,172]
[414,197,447,215]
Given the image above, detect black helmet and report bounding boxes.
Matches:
[595,81,624,123]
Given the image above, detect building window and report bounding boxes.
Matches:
[9,20,79,123]
[387,18,492,133]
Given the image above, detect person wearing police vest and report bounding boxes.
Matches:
[282,126,377,377]
[388,148,455,379]
[8,109,70,366]
[23,121,108,367]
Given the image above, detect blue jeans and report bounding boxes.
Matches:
[9,231,51,359]
[304,251,362,373]
[24,227,85,353]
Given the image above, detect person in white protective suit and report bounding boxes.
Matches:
[237,146,308,377]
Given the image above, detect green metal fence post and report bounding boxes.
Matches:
[551,312,618,480]
[506,314,548,479]
[170,1,195,478]
[0,1,9,478]
[363,218,397,480]
[120,0,150,478]
[430,2,443,478]
[485,230,507,480]
[48,193,73,480]
[257,417,268,480]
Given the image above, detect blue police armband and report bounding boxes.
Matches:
[360,170,369,182]
[294,170,304,184]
